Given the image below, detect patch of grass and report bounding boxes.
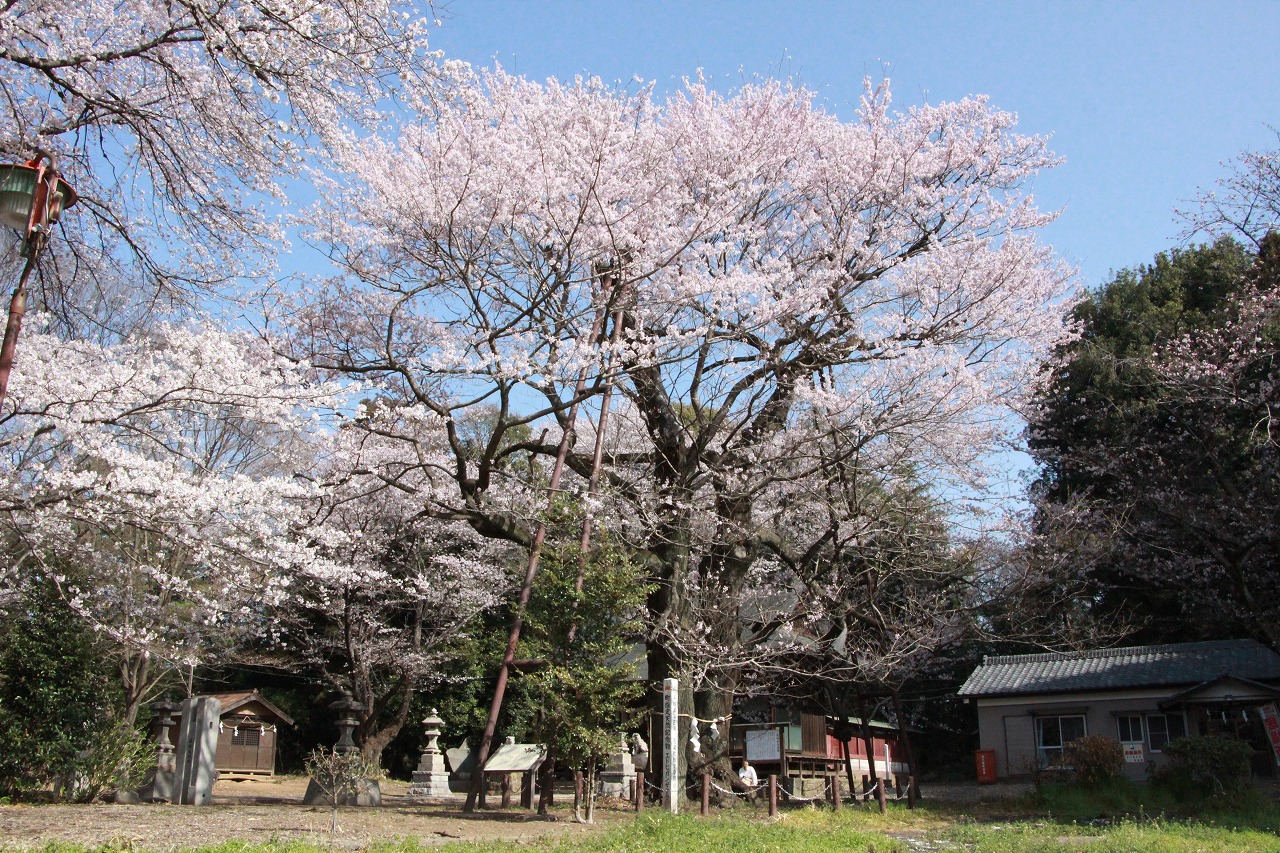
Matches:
[941,817,1280,852]
[449,809,907,852]
[1032,777,1280,835]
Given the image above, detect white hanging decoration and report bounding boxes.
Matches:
[689,727,701,754]
[709,720,719,739]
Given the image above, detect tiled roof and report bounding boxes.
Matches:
[958,639,1280,698]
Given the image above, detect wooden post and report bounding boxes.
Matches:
[840,731,857,806]
[861,774,870,802]
[521,770,533,810]
[635,771,644,813]
[907,775,917,808]
[500,772,512,808]
[700,773,709,815]
[895,774,902,798]
[876,774,887,814]
[768,774,777,817]
[830,775,841,811]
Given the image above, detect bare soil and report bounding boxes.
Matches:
[0,776,632,850]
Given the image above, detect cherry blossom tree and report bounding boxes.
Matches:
[0,320,352,721]
[1182,133,1280,248]
[270,412,511,766]
[0,0,448,333]
[281,70,1075,788]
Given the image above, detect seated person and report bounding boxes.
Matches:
[738,758,759,787]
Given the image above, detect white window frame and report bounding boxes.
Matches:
[1144,712,1187,753]
[1035,714,1087,767]
[1116,714,1144,744]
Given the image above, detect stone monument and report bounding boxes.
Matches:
[407,708,453,797]
[174,695,221,805]
[599,733,637,798]
[446,739,476,783]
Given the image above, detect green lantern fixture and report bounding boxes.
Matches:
[0,159,78,256]
[0,152,79,409]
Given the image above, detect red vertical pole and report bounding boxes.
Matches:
[700,773,709,815]
[0,255,37,413]
[767,774,777,817]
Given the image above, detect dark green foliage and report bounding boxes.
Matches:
[1062,735,1124,788]
[0,576,118,798]
[508,533,648,778]
[1157,735,1255,797]
[1026,236,1280,644]
[1032,237,1257,510]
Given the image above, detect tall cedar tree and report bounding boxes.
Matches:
[1027,236,1280,645]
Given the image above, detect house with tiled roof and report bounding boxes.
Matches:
[958,640,1280,781]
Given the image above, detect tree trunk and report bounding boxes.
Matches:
[537,755,555,815]
[891,690,921,806]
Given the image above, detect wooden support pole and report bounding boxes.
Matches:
[500,772,512,809]
[861,774,870,802]
[700,773,709,815]
[830,775,841,811]
[907,775,917,808]
[876,775,887,814]
[635,771,644,813]
[767,774,777,817]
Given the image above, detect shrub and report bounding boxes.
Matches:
[1063,735,1124,787]
[59,721,154,803]
[0,576,117,799]
[305,748,374,832]
[1156,735,1253,797]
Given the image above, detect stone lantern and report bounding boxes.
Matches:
[407,708,454,797]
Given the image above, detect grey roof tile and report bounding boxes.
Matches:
[958,640,1280,698]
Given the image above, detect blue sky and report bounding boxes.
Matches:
[431,0,1280,291]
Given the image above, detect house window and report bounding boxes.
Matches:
[1036,715,1086,766]
[1145,713,1186,752]
[1117,715,1144,743]
[232,727,261,747]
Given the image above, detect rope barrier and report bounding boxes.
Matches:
[708,779,767,797]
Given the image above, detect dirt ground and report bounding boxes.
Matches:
[0,775,1040,850]
[0,776,634,850]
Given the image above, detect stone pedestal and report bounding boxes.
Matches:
[407,709,454,797]
[598,735,636,798]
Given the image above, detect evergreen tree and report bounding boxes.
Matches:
[0,575,117,797]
